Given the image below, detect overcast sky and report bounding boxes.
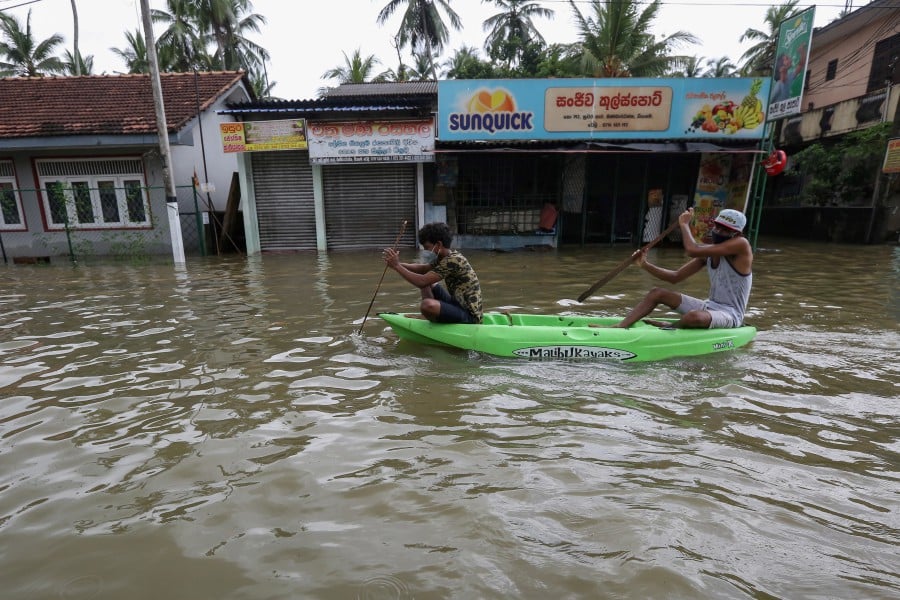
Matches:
[0,0,846,99]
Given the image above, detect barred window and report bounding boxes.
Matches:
[36,158,151,230]
[0,160,26,231]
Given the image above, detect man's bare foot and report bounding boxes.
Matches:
[643,319,676,329]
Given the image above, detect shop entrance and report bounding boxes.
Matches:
[560,153,700,245]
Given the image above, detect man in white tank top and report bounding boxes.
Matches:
[614,208,753,329]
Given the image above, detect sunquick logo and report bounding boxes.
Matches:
[448,88,534,134]
[513,346,636,360]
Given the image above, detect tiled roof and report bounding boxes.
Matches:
[0,71,249,139]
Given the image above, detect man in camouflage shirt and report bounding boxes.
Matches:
[382,222,483,324]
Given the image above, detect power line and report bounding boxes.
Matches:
[0,0,47,11]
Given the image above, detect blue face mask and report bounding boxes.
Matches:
[420,249,438,264]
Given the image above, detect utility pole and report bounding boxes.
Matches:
[139,0,185,264]
[70,0,80,75]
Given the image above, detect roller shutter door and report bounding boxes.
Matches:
[252,151,316,251]
[322,163,417,250]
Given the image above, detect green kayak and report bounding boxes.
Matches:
[378,312,756,362]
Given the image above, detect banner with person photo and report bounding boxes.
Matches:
[767,6,815,121]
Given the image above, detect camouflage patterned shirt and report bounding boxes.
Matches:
[432,250,483,323]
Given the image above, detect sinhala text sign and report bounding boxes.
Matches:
[220,119,308,153]
[438,78,770,142]
[307,119,435,164]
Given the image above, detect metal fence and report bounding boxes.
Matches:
[0,183,226,264]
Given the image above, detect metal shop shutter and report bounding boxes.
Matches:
[252,151,316,251]
[322,163,417,250]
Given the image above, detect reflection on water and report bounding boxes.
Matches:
[1,240,898,599]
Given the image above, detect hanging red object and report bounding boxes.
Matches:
[762,149,787,176]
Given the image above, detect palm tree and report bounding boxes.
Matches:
[111,28,179,74]
[376,0,462,80]
[0,9,66,77]
[406,51,440,80]
[111,29,150,73]
[249,70,275,99]
[567,0,697,78]
[704,56,737,78]
[321,48,389,85]
[382,34,410,82]
[441,45,494,79]
[482,0,553,68]
[195,0,268,72]
[669,55,704,77]
[152,0,205,72]
[524,42,581,78]
[62,48,93,75]
[739,0,800,76]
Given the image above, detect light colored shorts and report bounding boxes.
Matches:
[677,294,741,329]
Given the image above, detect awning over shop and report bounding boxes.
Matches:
[433,139,764,153]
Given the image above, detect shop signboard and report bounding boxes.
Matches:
[438,78,770,142]
[307,119,435,164]
[220,119,307,153]
[882,138,900,173]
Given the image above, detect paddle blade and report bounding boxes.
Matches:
[576,259,634,302]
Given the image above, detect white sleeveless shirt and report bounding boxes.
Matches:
[706,257,752,327]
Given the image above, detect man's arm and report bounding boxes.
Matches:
[383,248,442,288]
[637,252,705,284]
[399,262,432,275]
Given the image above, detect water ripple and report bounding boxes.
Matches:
[0,246,897,599]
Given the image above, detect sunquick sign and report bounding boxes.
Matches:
[512,346,636,360]
[446,88,535,135]
[438,78,771,142]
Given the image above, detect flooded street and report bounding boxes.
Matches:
[1,239,898,599]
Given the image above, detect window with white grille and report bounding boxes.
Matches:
[0,160,26,231]
[36,158,151,230]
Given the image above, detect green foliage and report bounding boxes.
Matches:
[0,9,66,76]
[321,48,390,86]
[788,123,890,206]
[567,0,698,78]
[442,45,495,79]
[62,49,93,75]
[377,0,462,62]
[516,42,580,79]
[739,0,800,76]
[482,0,554,70]
[113,0,271,87]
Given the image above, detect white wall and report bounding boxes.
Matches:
[171,85,251,215]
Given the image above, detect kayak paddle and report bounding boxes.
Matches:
[577,219,681,303]
[359,220,408,334]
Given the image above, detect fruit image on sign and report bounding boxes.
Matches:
[685,79,764,135]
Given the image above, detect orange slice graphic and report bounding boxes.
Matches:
[466,89,515,113]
